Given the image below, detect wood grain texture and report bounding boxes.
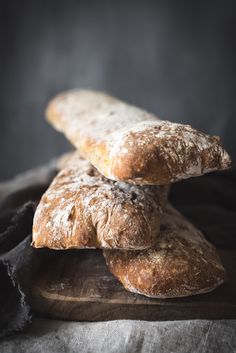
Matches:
[31,249,236,321]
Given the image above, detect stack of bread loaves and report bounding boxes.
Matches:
[32,90,231,298]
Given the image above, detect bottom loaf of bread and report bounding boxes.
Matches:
[103,204,225,298]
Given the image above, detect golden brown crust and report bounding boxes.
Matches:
[46,90,231,185]
[32,155,169,250]
[103,204,225,298]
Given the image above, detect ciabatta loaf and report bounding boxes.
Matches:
[103,204,225,298]
[46,90,231,185]
[32,156,169,250]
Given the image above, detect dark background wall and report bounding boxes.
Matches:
[0,0,235,180]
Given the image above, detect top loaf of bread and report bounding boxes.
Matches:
[46,90,231,185]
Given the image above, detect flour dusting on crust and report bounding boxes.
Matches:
[105,120,231,183]
[48,90,158,142]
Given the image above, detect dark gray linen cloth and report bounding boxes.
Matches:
[0,160,235,352]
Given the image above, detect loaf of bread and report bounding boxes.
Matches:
[103,204,225,298]
[32,155,169,250]
[46,90,231,185]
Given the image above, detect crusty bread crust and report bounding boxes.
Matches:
[103,204,225,298]
[46,90,231,185]
[32,155,169,250]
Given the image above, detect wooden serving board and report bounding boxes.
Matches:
[31,249,236,321]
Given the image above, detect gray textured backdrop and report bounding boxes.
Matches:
[0,0,235,180]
